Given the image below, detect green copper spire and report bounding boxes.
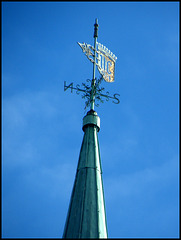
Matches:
[63,19,119,238]
[62,110,108,238]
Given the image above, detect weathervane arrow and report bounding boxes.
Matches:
[64,19,120,110]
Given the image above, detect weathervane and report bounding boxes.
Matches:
[64,19,120,110]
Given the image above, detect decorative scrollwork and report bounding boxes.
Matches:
[64,76,120,110]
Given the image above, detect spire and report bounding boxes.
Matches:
[63,19,119,238]
[62,110,108,238]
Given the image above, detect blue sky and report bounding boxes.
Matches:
[2,1,179,238]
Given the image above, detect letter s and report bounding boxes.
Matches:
[113,94,120,104]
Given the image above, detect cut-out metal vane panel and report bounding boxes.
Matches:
[64,19,120,110]
[77,42,117,83]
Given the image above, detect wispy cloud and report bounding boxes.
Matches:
[2,86,79,168]
[104,155,179,238]
[104,155,178,201]
[3,89,55,167]
[24,162,76,199]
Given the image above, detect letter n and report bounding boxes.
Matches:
[64,81,73,93]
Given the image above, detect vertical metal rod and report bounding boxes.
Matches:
[90,18,98,110]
